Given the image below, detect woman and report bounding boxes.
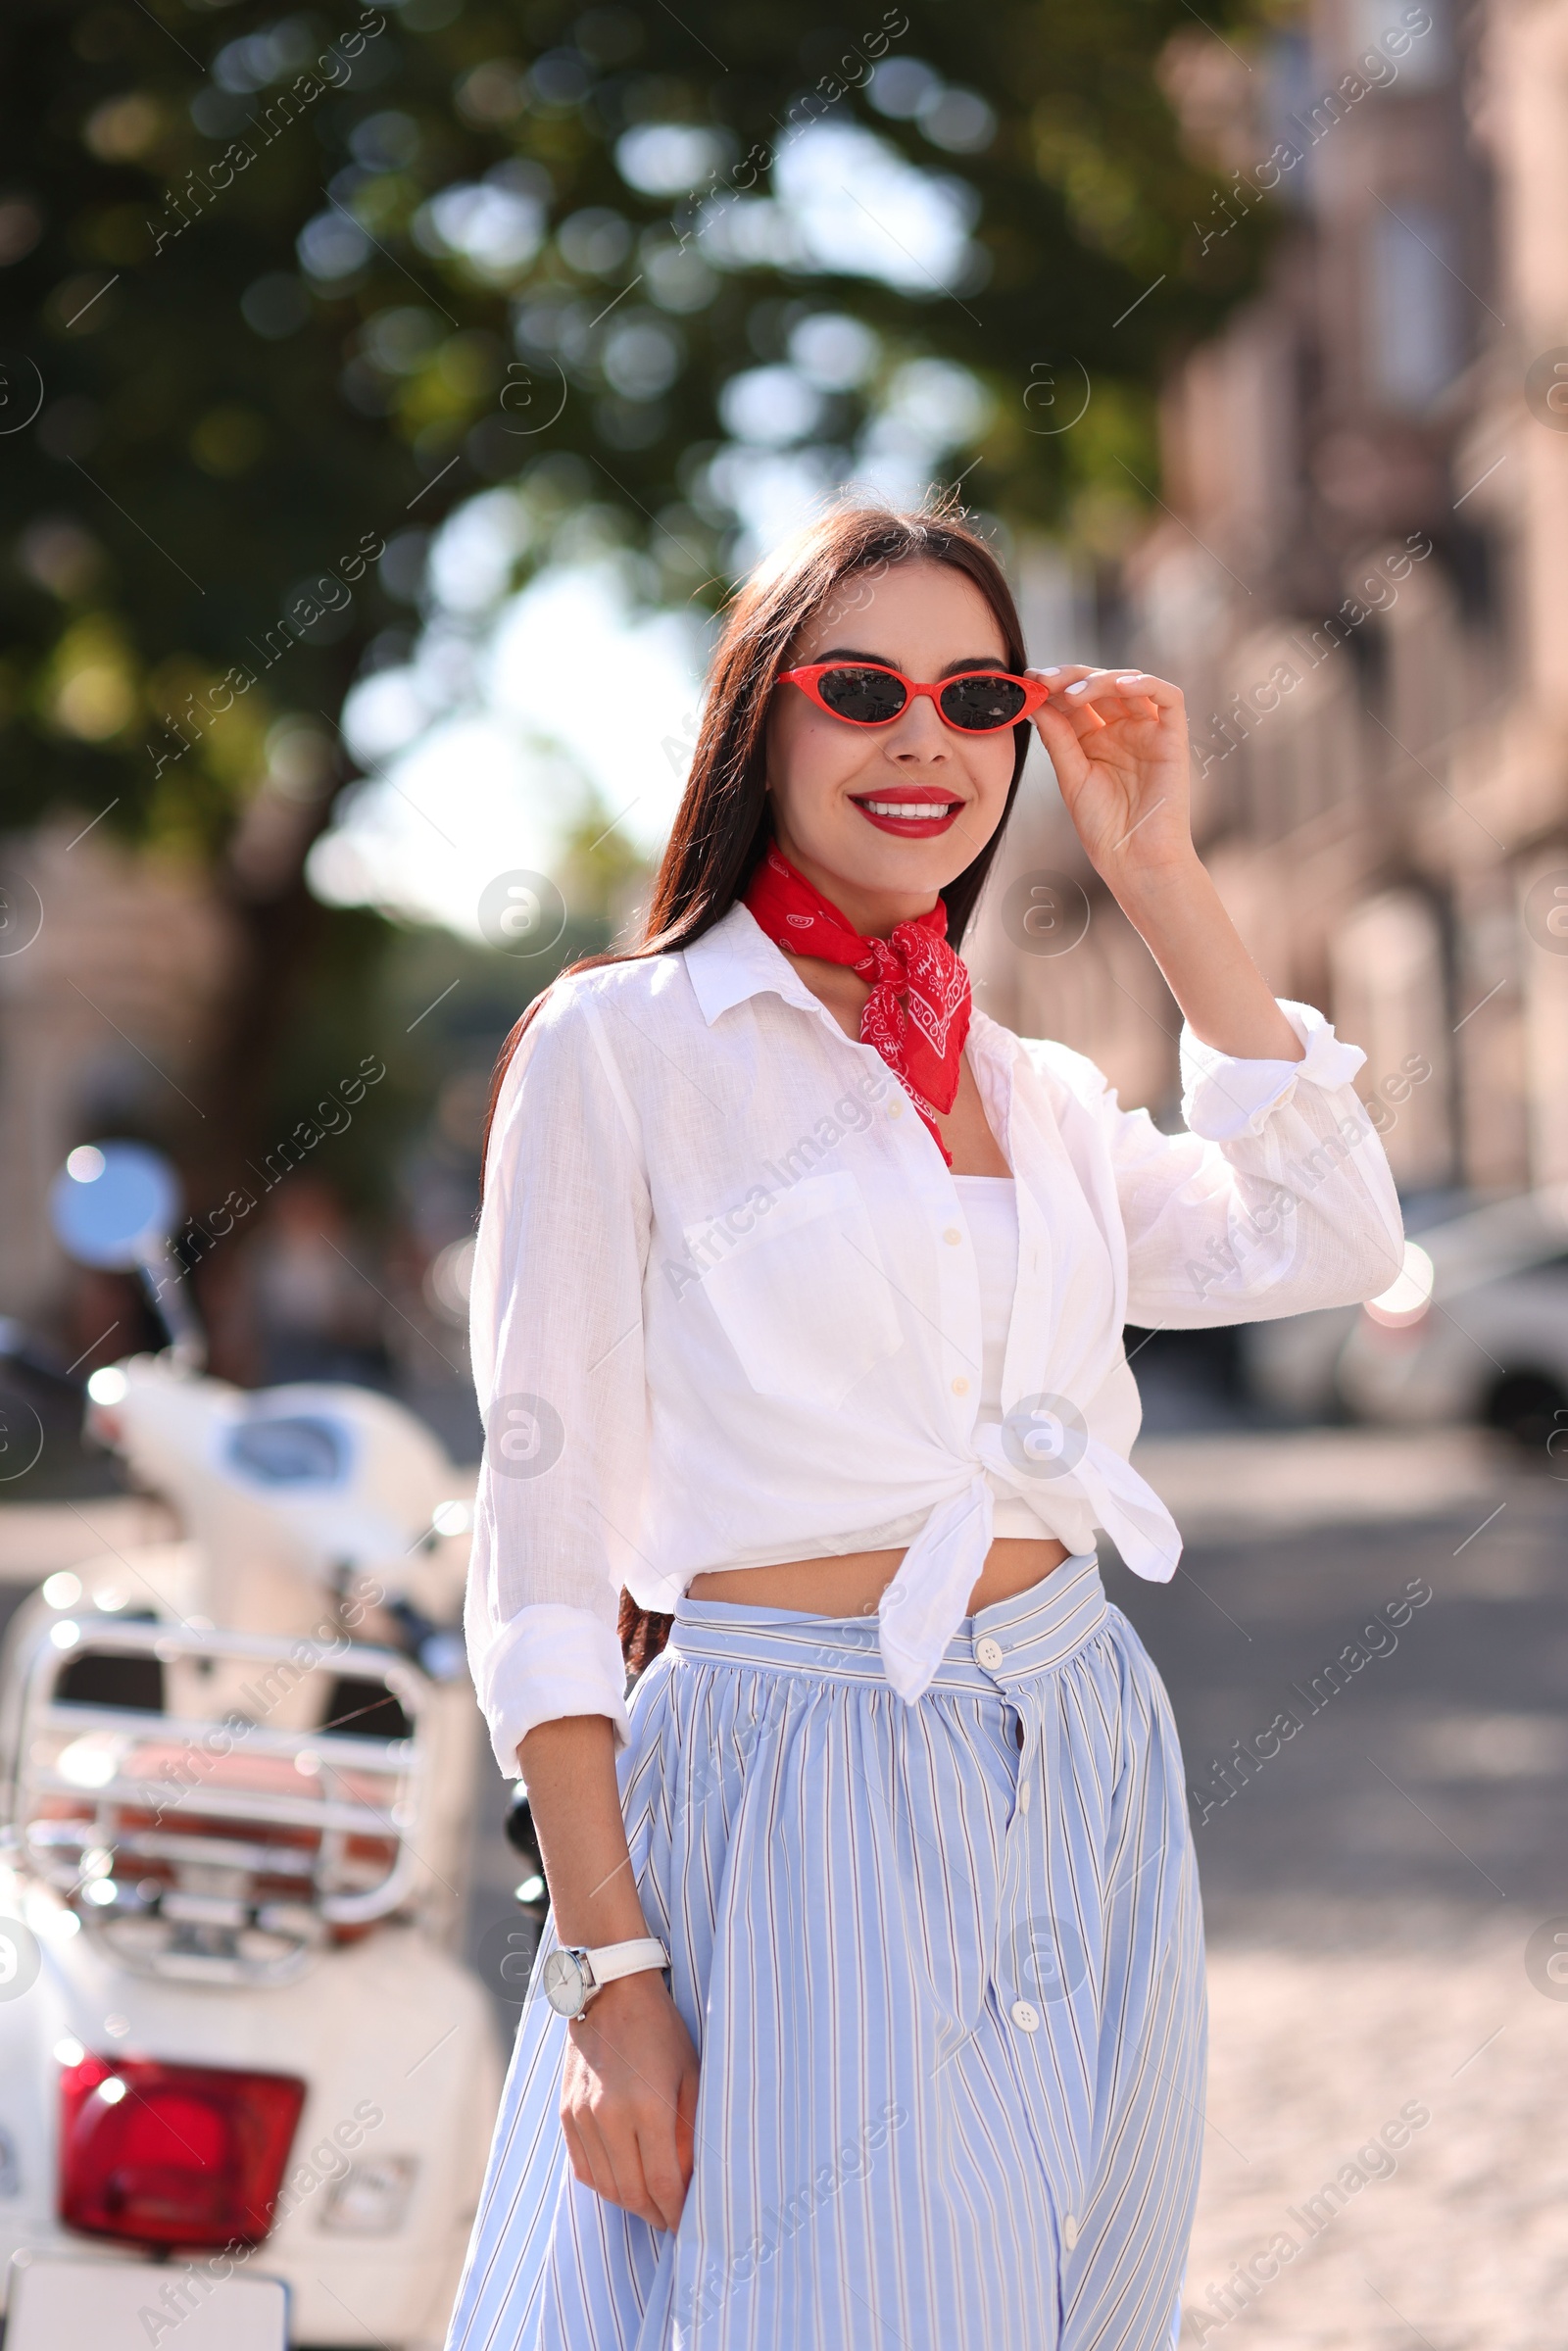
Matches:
[448,506,1403,2351]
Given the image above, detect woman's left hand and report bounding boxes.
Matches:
[1027,666,1196,897]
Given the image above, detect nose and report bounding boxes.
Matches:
[886,687,951,759]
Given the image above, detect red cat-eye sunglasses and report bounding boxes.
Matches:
[779,661,1051,734]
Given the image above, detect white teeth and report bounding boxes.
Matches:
[860,800,956,818]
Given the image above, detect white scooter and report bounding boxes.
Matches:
[0,1144,503,2349]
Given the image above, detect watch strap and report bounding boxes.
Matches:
[584,1935,669,1990]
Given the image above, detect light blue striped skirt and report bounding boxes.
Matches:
[445,1553,1205,2351]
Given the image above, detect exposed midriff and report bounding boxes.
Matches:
[686,1533,1071,1618]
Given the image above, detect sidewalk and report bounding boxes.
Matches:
[1115,1431,1568,2349]
[1188,1907,1565,2349]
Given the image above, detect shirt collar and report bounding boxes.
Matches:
[681,901,827,1028]
[683,901,1023,1073]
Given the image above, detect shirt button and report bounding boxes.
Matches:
[976,1636,1004,1670]
[943,1226,962,1246]
[952,1376,969,1396]
[1062,2215,1079,2251]
[1017,1777,1032,1813]
[1009,1999,1041,2033]
[888,1101,904,1119]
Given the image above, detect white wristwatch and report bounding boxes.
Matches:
[540,1936,669,2019]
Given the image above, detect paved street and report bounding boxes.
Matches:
[1119,1435,1568,2349]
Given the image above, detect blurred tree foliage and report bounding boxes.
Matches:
[0,0,1272,1155]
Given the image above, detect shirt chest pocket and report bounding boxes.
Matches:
[686,1170,905,1407]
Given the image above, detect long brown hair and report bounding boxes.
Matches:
[482,501,1034,1678]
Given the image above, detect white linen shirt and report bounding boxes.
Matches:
[467,901,1405,1779]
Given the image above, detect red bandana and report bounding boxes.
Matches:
[743,843,972,1163]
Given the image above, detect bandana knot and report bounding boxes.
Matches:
[743,844,972,1164]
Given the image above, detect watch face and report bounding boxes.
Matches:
[542,1949,587,2016]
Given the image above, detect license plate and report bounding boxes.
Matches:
[6,2251,288,2349]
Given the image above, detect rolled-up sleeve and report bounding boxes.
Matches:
[465,977,651,1780]
[1044,1000,1407,1331]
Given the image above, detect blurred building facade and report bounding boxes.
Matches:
[977,0,1568,1204]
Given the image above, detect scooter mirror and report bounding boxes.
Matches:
[49,1142,182,1271]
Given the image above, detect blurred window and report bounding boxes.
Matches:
[1366,203,1459,410]
[1349,0,1451,88]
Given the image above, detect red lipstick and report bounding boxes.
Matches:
[849,786,965,839]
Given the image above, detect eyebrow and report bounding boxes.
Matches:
[813,648,1010,678]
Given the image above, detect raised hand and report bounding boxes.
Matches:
[1024,662,1303,1065]
[1027,665,1194,890]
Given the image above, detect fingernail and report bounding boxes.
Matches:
[1040,665,1061,676]
[1065,679,1090,696]
[1116,672,1144,684]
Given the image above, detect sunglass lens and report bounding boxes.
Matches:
[940,674,1029,731]
[817,666,907,723]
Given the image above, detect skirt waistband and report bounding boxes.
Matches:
[667,1550,1107,1694]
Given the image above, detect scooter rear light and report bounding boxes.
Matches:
[59,2052,305,2247]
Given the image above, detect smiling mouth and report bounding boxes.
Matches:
[850,793,965,834]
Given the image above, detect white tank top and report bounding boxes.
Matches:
[951,1176,1062,1543]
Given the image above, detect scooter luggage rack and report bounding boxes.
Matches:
[5,1614,430,1986]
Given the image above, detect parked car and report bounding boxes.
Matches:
[1243,1185,1568,1445]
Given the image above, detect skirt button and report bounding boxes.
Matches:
[976,1637,1004,1671]
[1009,1998,1041,2032]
